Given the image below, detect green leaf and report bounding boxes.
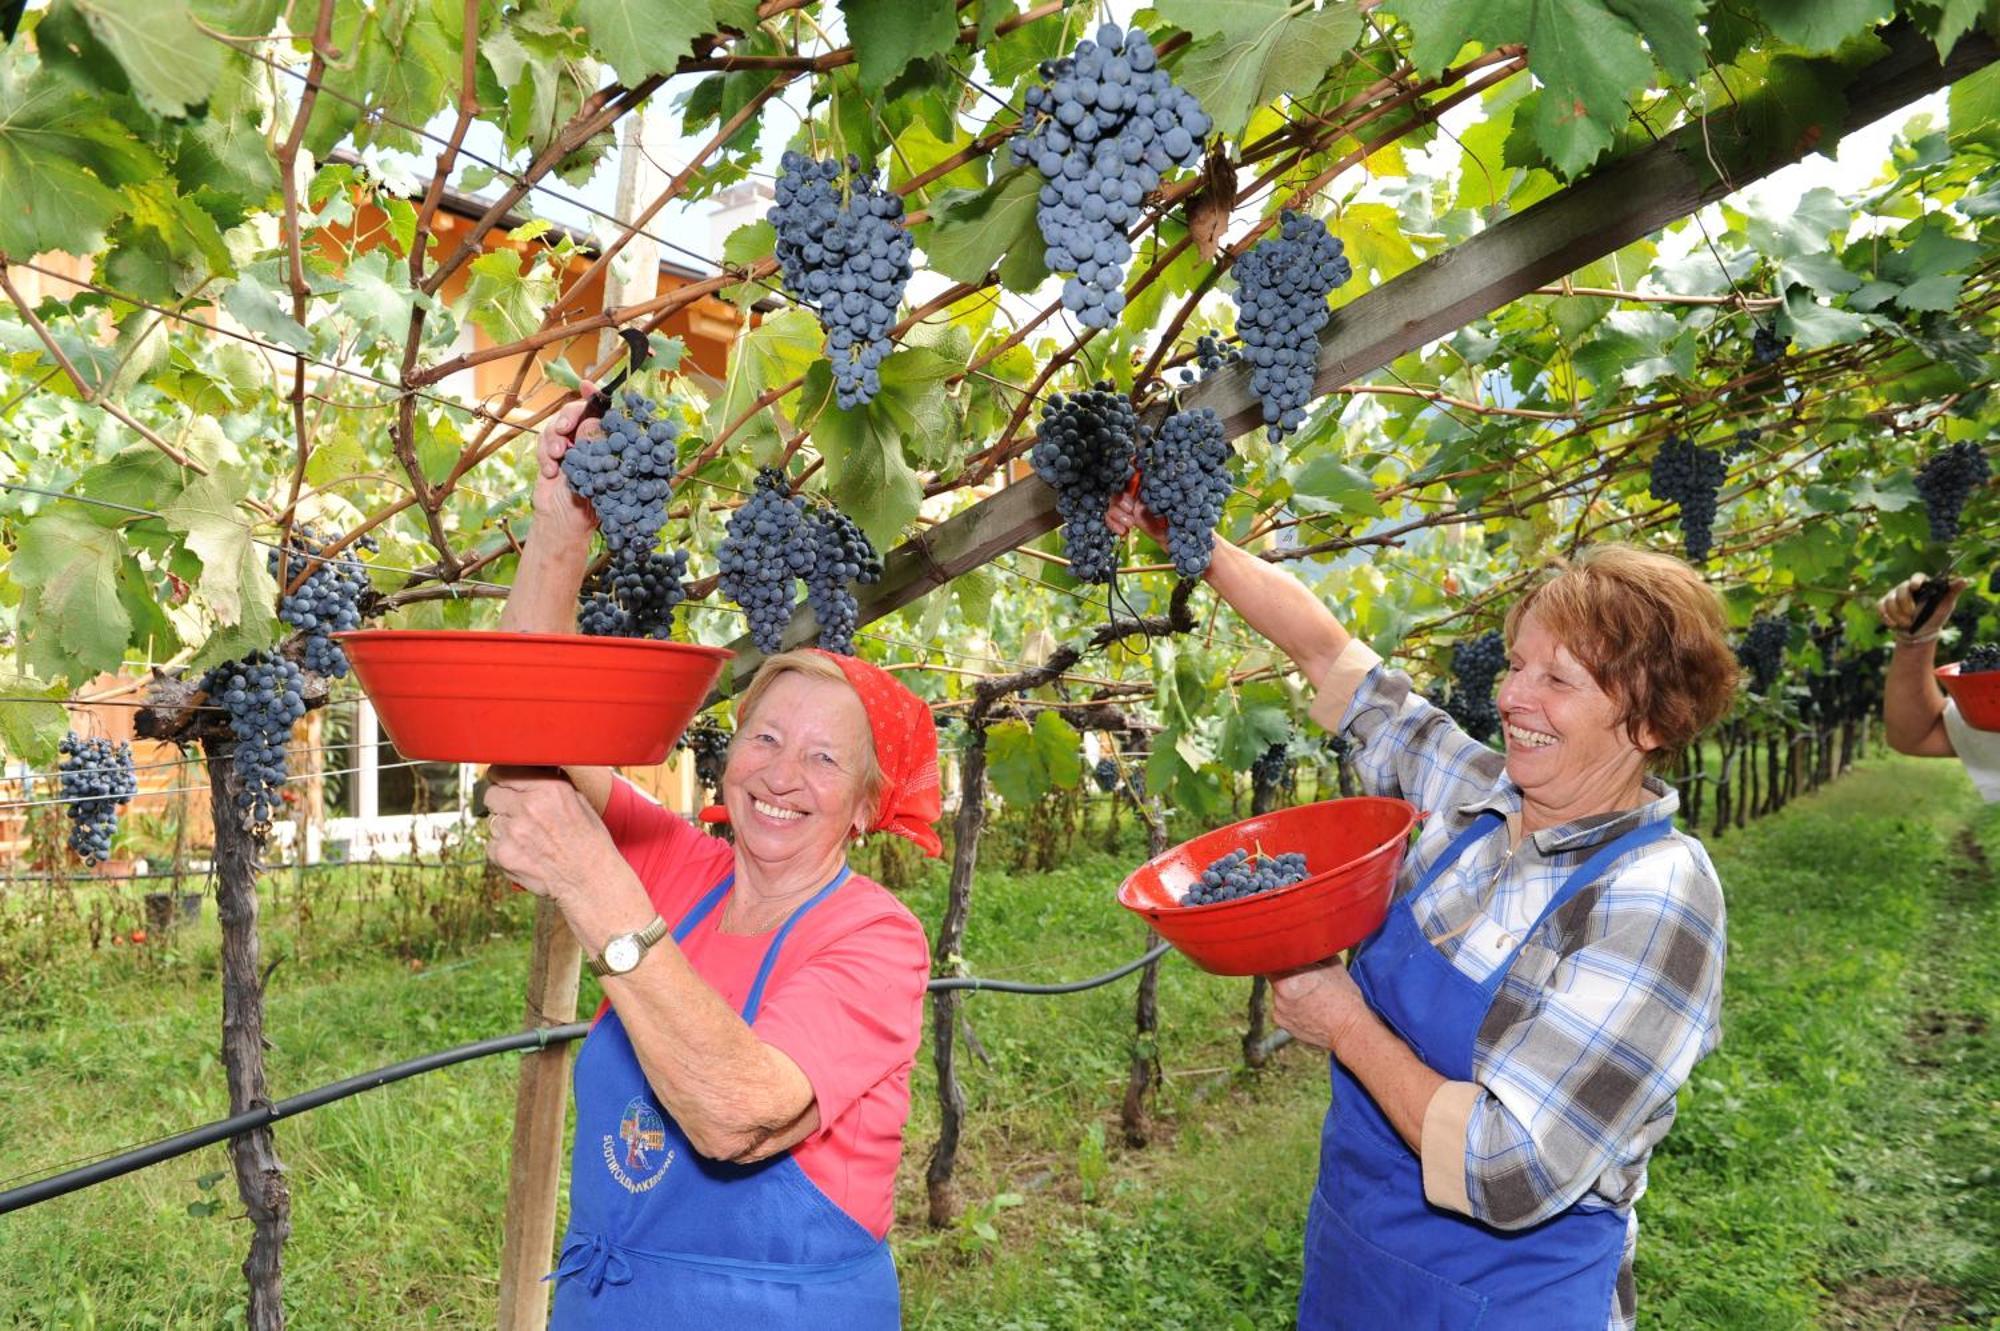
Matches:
[160,469,271,629]
[985,711,1083,805]
[339,248,427,339]
[1289,455,1382,517]
[0,60,161,257]
[838,0,960,91]
[1756,0,1894,53]
[1893,273,1964,312]
[919,169,1044,288]
[1778,284,1871,350]
[79,446,189,521]
[1158,0,1364,138]
[705,308,823,461]
[1742,186,1846,260]
[12,506,133,682]
[1599,0,1705,83]
[70,0,226,118]
[1779,251,1861,295]
[462,249,557,346]
[722,219,776,267]
[1949,62,2000,152]
[1219,696,1293,769]
[800,348,949,551]
[176,54,281,204]
[0,673,70,762]
[222,263,314,352]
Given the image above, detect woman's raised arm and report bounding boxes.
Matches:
[498,387,601,637]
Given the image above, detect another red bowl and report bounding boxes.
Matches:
[334,630,732,766]
[1938,662,2000,732]
[1117,797,1420,976]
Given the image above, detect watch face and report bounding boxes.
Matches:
[604,936,642,974]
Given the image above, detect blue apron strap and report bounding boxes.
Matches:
[1507,816,1675,964]
[741,866,853,1023]
[1413,810,1506,898]
[672,873,735,942]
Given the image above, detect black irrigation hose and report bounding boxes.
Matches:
[0,945,1182,1217]
[925,940,1175,993]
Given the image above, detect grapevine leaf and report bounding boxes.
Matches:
[1161,0,1364,137]
[160,469,271,630]
[68,0,226,118]
[1779,251,1862,295]
[919,169,1044,288]
[1894,274,1965,312]
[222,265,314,352]
[0,61,161,258]
[705,308,823,461]
[985,4,1066,84]
[1726,53,1851,173]
[1778,285,1871,350]
[11,506,133,682]
[1756,0,1895,53]
[462,249,557,346]
[0,673,70,761]
[189,0,286,35]
[175,55,280,205]
[1220,698,1293,769]
[838,0,960,92]
[798,353,935,551]
[1741,186,1846,260]
[1599,0,1705,84]
[1949,63,2000,152]
[185,613,280,674]
[1288,456,1382,517]
[1146,720,1222,820]
[722,220,776,268]
[78,446,189,523]
[986,711,1083,805]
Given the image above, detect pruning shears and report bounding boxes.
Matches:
[578,327,654,426]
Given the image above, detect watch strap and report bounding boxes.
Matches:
[588,913,668,977]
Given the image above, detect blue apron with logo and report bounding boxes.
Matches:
[549,866,901,1329]
[1299,811,1671,1330]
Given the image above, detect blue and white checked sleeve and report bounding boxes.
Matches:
[1307,643,1507,816]
[1453,837,1726,1230]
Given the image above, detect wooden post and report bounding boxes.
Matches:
[496,899,583,1331]
[497,101,665,1330]
[926,723,987,1227]
[1120,801,1169,1145]
[207,744,291,1331]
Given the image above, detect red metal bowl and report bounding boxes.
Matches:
[1118,797,1420,976]
[1938,662,2000,732]
[334,630,732,766]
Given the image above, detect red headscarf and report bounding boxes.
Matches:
[700,649,944,857]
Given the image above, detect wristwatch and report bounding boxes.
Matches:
[588,915,668,978]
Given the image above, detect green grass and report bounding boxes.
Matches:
[1,762,1996,1328]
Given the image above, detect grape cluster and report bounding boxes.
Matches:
[1232,211,1352,443]
[1737,615,1788,695]
[1183,848,1309,907]
[268,526,375,678]
[1726,426,1762,460]
[679,718,732,791]
[580,549,689,641]
[1960,643,2000,675]
[717,468,812,654]
[1138,407,1231,577]
[770,153,913,409]
[1009,23,1211,328]
[1750,324,1789,368]
[803,506,883,656]
[1031,383,1142,584]
[1093,756,1119,793]
[1441,630,1506,744]
[200,653,306,834]
[1179,333,1233,384]
[58,732,137,864]
[560,391,681,556]
[1648,433,1727,563]
[1914,441,1991,542]
[1250,742,1293,798]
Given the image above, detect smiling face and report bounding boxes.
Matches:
[1495,609,1659,825]
[722,672,877,875]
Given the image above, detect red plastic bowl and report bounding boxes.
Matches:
[334,630,732,766]
[1938,662,2000,732]
[1117,797,1420,976]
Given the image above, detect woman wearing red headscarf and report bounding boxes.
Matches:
[482,391,940,1329]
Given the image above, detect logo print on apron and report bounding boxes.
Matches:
[603,1095,675,1194]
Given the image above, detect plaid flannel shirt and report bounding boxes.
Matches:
[1310,647,1726,1331]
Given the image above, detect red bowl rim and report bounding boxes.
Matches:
[332,627,735,661]
[1118,796,1421,913]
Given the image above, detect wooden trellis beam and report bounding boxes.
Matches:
[713,18,1996,670]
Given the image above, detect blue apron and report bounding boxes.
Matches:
[549,866,901,1329]
[1299,811,1672,1330]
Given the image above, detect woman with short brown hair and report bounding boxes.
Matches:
[1110,493,1735,1331]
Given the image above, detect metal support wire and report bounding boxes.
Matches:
[0,943,1185,1216]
